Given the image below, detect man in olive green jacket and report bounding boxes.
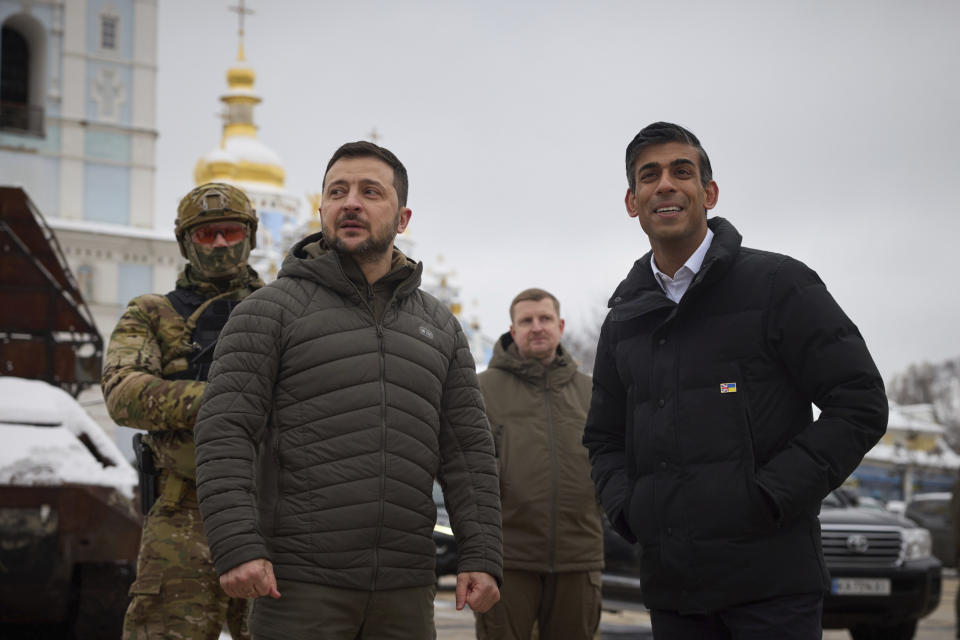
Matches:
[195,142,501,640]
[475,288,604,640]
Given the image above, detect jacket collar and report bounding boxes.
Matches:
[607,216,742,318]
[278,231,422,301]
[488,332,579,387]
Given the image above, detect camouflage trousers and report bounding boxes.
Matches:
[123,477,250,640]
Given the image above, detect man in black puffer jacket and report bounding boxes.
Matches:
[583,122,888,639]
[194,142,502,640]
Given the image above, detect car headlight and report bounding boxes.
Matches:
[902,527,932,560]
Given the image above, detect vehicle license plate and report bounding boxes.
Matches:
[831,578,891,595]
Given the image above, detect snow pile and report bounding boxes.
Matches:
[0,377,137,497]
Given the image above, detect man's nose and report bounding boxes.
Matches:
[343,188,363,210]
[655,173,677,194]
[212,232,229,248]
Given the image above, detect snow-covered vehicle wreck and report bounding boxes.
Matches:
[0,377,140,639]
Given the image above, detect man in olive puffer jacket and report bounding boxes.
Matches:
[194,141,502,640]
[474,288,604,640]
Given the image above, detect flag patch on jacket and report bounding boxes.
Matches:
[720,382,737,394]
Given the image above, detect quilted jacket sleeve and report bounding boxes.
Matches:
[194,288,284,575]
[436,316,503,585]
[756,257,888,521]
[582,315,636,543]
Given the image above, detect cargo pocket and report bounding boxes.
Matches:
[125,575,165,638]
[128,574,161,597]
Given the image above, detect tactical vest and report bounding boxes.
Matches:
[165,287,242,382]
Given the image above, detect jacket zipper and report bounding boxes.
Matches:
[372,320,387,590]
[334,259,395,591]
[544,378,559,571]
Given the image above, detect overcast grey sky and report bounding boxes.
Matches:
[155,0,960,381]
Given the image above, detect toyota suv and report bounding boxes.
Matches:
[820,489,941,640]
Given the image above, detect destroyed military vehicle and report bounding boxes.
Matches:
[0,377,140,639]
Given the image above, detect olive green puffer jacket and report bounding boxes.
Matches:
[195,233,502,590]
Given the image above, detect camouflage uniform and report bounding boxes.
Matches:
[102,183,264,640]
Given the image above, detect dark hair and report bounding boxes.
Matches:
[509,288,560,322]
[323,141,409,207]
[625,122,713,191]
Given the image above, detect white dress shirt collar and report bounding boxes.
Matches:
[650,226,715,304]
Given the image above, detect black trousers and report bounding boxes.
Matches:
[649,592,823,640]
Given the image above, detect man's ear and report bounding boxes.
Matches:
[557,318,565,337]
[397,207,412,233]
[625,189,639,218]
[704,181,719,210]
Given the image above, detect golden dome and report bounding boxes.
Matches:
[193,47,285,189]
[227,64,255,90]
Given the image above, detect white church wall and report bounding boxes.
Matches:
[131,0,156,129]
[84,127,131,162]
[130,163,154,228]
[153,263,178,293]
[83,162,130,224]
[58,152,84,220]
[0,152,60,214]
[131,65,155,129]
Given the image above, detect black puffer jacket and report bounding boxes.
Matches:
[583,217,887,613]
[195,233,502,590]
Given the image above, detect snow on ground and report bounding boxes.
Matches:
[0,377,137,497]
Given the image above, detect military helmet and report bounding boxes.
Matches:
[174,183,258,257]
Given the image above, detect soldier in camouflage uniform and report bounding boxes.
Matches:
[102,183,265,640]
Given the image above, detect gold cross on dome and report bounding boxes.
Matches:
[228,1,255,59]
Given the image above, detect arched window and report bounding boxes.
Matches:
[1,26,29,105]
[0,15,45,135]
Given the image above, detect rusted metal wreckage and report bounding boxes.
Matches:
[0,186,102,396]
[1,187,140,639]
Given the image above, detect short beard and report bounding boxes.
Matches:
[326,211,399,263]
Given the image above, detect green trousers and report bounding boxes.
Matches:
[251,580,436,640]
[475,569,602,640]
[123,476,250,640]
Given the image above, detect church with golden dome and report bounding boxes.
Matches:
[192,11,301,281]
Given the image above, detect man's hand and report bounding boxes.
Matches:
[220,558,281,600]
[455,571,500,612]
